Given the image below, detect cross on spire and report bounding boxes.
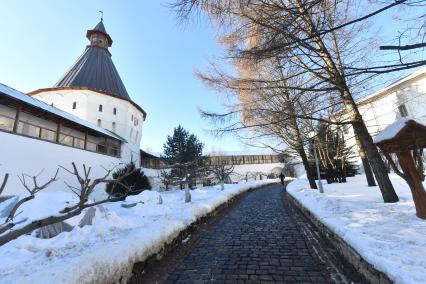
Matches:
[99,10,103,21]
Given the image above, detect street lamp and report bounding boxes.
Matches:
[308,131,324,193]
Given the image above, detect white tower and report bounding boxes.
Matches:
[29,20,146,164]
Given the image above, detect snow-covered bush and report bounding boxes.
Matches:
[105,163,151,199]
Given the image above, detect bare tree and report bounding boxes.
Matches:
[209,163,235,190]
[172,0,400,202]
[0,163,135,247]
[0,170,59,237]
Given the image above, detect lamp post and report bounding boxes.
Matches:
[309,131,324,193]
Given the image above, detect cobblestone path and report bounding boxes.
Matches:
[165,185,328,283]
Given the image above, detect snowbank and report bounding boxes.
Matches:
[0,179,276,283]
[287,175,426,284]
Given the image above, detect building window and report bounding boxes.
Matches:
[99,104,103,112]
[72,102,77,109]
[113,108,117,115]
[131,114,133,121]
[112,122,116,132]
[135,130,139,142]
[398,104,408,117]
[97,119,102,127]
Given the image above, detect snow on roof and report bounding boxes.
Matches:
[373,118,412,144]
[0,82,125,142]
[358,67,426,106]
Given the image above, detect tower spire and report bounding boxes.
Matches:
[86,18,112,48]
[99,10,103,22]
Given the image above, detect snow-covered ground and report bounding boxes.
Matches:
[0,179,276,283]
[287,175,426,284]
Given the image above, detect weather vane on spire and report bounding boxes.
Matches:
[99,10,104,21]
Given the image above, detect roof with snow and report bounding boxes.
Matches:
[374,118,426,152]
[0,82,125,142]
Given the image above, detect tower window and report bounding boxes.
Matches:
[113,108,117,115]
[97,119,102,127]
[72,102,77,109]
[99,104,103,112]
[398,104,408,117]
[131,114,133,121]
[112,122,116,132]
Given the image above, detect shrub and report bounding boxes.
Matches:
[105,163,151,198]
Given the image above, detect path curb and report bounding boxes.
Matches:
[286,192,393,284]
[129,182,278,282]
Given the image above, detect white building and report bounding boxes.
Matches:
[0,20,146,196]
[345,68,426,165]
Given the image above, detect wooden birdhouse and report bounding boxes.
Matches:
[374,118,426,219]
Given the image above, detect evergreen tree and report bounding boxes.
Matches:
[162,125,205,188]
[308,123,358,183]
[105,163,151,199]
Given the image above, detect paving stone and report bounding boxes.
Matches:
[165,185,329,283]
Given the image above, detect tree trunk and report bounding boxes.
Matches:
[396,151,426,219]
[342,89,399,202]
[298,147,318,189]
[355,134,376,186]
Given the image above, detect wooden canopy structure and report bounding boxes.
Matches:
[375,119,426,219]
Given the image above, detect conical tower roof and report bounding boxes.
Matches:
[53,20,130,100]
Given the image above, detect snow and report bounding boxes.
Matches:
[0,131,121,197]
[373,117,412,143]
[0,179,276,283]
[0,83,125,142]
[287,175,426,284]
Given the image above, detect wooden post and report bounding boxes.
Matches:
[84,130,88,150]
[56,121,61,143]
[12,104,21,133]
[396,150,426,219]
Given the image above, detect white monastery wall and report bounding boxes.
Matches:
[229,162,284,182]
[32,89,145,147]
[0,131,124,198]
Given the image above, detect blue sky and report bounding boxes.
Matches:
[0,0,245,153]
[0,1,420,153]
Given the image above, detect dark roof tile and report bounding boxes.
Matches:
[54,46,131,100]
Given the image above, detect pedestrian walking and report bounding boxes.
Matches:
[279,172,285,185]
